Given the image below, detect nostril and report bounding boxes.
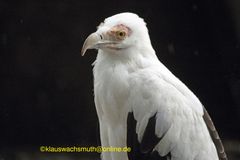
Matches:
[99,34,103,40]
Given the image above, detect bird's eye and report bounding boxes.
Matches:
[116,30,127,40]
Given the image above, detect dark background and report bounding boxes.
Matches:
[1,0,240,159]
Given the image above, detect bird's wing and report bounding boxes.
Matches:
[126,66,221,160]
[203,107,228,160]
[126,68,188,160]
[127,111,171,160]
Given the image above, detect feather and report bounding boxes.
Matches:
[127,112,171,160]
[203,107,228,160]
[140,112,161,153]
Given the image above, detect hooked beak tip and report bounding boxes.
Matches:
[81,48,86,56]
[81,32,101,56]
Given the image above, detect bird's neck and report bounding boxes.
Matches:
[95,45,158,67]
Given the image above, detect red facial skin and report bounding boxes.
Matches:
[107,24,132,41]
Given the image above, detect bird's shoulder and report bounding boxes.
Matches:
[128,62,203,113]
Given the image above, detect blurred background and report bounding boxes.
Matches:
[1,0,240,159]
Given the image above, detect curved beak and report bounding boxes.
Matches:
[81,33,102,56]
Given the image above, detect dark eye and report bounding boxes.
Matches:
[119,31,125,37]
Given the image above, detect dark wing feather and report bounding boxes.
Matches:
[127,112,171,160]
[203,107,228,160]
[140,113,162,153]
[127,112,146,160]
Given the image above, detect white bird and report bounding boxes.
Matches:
[81,12,227,160]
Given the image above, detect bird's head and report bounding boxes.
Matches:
[81,12,153,57]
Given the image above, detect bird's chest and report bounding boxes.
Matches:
[94,63,131,122]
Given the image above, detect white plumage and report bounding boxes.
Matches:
[81,12,227,160]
